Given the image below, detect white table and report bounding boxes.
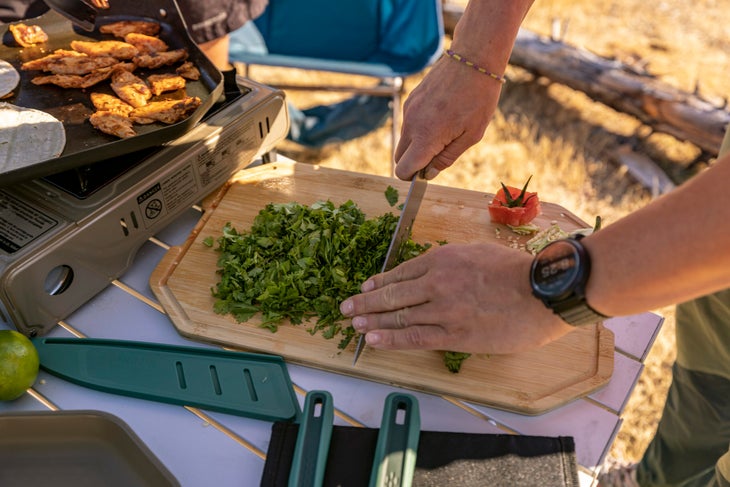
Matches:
[0,191,662,486]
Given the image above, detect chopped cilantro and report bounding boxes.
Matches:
[385,185,399,207]
[207,199,430,350]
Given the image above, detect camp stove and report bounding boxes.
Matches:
[0,77,288,337]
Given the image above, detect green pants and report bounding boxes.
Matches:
[637,127,730,486]
[637,357,730,486]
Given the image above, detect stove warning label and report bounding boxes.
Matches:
[136,165,198,229]
[0,190,58,254]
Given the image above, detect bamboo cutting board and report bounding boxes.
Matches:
[150,161,613,415]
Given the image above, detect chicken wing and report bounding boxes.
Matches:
[110,69,151,108]
[129,96,201,124]
[9,23,48,47]
[70,40,139,60]
[89,110,136,138]
[99,20,160,37]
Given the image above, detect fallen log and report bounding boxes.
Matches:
[442,3,730,155]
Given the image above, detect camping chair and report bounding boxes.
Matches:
[228,0,444,165]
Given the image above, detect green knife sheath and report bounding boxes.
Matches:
[32,337,301,422]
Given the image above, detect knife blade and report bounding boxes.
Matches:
[352,172,428,365]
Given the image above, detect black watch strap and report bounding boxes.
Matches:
[552,299,608,327]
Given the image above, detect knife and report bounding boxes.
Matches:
[352,171,428,365]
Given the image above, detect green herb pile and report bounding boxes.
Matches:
[204,188,475,373]
[204,193,429,350]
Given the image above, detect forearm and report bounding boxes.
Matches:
[585,153,730,316]
[450,0,535,77]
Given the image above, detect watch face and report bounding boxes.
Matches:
[532,240,582,298]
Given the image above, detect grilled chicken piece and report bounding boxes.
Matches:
[30,73,87,89]
[129,96,201,124]
[146,73,186,96]
[176,62,200,81]
[89,110,136,138]
[134,48,188,69]
[21,50,88,71]
[42,55,119,75]
[9,23,48,47]
[80,63,135,87]
[99,20,160,37]
[110,69,151,108]
[70,40,139,60]
[90,92,134,116]
[30,62,134,88]
[124,33,168,55]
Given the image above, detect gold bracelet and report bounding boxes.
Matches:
[443,49,507,84]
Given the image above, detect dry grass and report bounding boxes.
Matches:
[239,0,728,464]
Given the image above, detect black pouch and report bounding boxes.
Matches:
[261,422,580,487]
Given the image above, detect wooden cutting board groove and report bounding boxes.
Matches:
[150,161,613,415]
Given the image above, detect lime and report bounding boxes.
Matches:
[0,330,40,401]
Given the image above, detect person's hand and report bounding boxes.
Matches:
[393,57,504,181]
[339,243,574,355]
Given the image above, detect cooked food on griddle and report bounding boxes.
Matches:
[20,49,85,71]
[129,96,202,124]
[176,61,200,81]
[124,33,168,55]
[110,69,152,108]
[90,92,134,116]
[30,54,119,76]
[89,110,137,138]
[70,40,139,60]
[30,63,135,89]
[147,73,186,96]
[14,16,201,139]
[99,20,161,38]
[0,60,20,98]
[134,48,188,69]
[31,73,94,89]
[8,23,48,47]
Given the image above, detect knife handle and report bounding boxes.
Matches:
[288,390,334,487]
[369,393,421,487]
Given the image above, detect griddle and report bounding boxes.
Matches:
[0,0,223,185]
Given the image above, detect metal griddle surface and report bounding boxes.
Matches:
[0,1,222,185]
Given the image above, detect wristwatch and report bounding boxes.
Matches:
[529,236,608,327]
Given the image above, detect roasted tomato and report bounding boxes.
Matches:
[488,176,541,226]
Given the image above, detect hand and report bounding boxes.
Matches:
[393,57,504,181]
[340,243,574,354]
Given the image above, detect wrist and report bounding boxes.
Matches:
[529,236,610,327]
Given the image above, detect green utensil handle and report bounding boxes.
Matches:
[369,392,420,487]
[289,390,334,487]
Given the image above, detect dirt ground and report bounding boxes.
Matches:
[239,0,729,465]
